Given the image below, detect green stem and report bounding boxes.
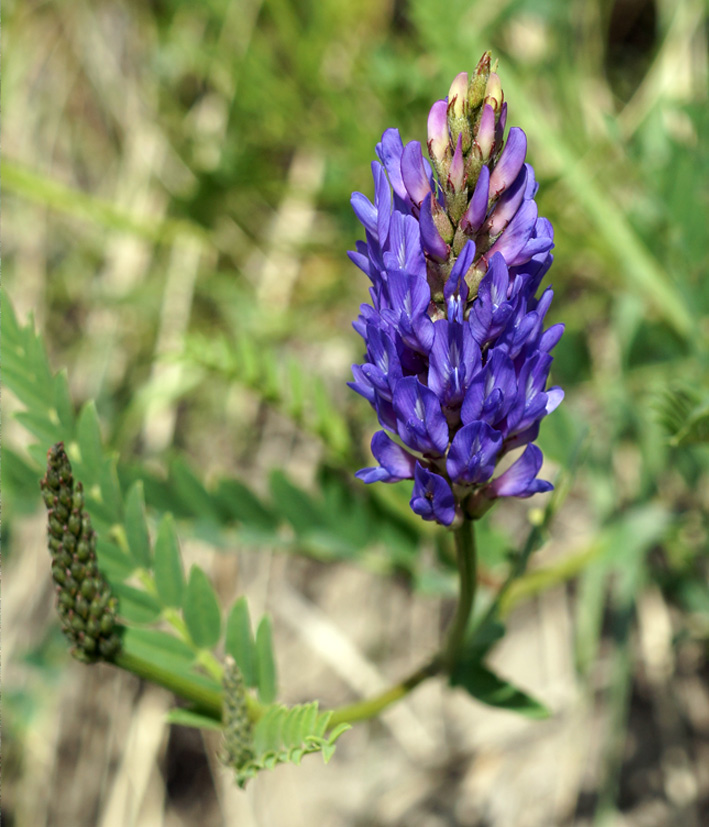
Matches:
[442,519,477,671]
[114,651,223,722]
[114,522,479,731]
[328,658,439,728]
[328,520,477,726]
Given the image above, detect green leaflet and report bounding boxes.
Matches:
[269,470,324,536]
[183,565,222,650]
[153,514,185,609]
[255,616,277,704]
[96,538,136,584]
[113,583,163,624]
[181,330,353,462]
[165,708,223,731]
[449,660,550,720]
[231,702,351,788]
[169,457,222,522]
[122,627,196,671]
[225,598,257,687]
[655,385,709,447]
[212,478,276,531]
[124,482,152,569]
[77,402,103,487]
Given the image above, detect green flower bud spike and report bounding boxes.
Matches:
[40,442,122,664]
[221,657,254,772]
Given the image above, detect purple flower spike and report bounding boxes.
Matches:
[356,431,417,483]
[410,463,456,525]
[348,53,564,524]
[488,445,552,498]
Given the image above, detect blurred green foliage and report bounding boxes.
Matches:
[3,0,708,819]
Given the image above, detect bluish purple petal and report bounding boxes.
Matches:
[489,127,527,198]
[393,377,449,454]
[351,192,378,236]
[486,200,538,267]
[461,165,490,233]
[487,166,528,236]
[356,430,417,483]
[375,128,408,204]
[410,463,456,525]
[447,421,503,485]
[401,140,432,208]
[419,193,449,261]
[489,445,552,498]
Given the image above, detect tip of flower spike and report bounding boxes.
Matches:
[468,52,492,110]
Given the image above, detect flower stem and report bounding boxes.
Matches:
[327,520,477,726]
[327,658,439,727]
[442,518,477,670]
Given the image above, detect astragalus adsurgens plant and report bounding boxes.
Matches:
[349,52,563,526]
[16,51,567,793]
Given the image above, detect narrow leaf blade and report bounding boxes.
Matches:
[124,481,152,568]
[153,514,184,608]
[255,616,277,704]
[183,565,222,650]
[225,597,256,687]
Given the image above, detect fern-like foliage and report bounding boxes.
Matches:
[182,330,352,461]
[4,294,425,582]
[655,383,709,446]
[5,293,355,782]
[232,702,350,788]
[2,295,278,715]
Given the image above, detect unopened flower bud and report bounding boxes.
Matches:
[427,100,450,168]
[484,73,504,113]
[448,73,472,153]
[68,510,81,535]
[475,104,496,162]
